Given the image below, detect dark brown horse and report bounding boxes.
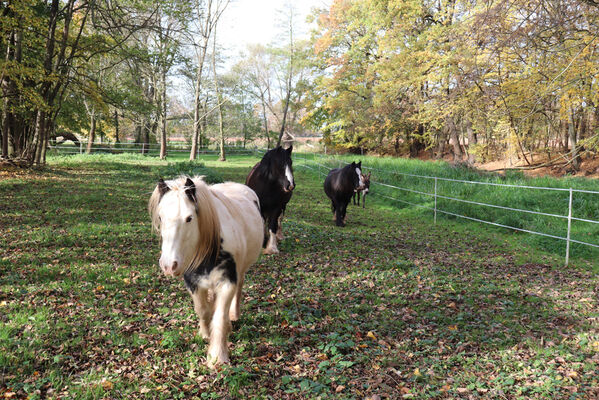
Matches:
[324,161,365,227]
[245,146,295,254]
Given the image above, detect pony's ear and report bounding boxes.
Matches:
[357,161,362,169]
[286,145,293,155]
[351,161,356,167]
[158,178,170,197]
[184,178,197,203]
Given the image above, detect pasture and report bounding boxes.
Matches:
[1,153,598,399]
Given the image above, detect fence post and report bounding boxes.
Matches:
[565,187,573,266]
[79,141,83,154]
[434,177,438,224]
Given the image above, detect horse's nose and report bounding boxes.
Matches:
[160,257,178,275]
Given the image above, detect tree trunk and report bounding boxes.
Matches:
[86,111,96,154]
[568,109,579,170]
[447,117,462,161]
[191,44,208,160]
[159,69,167,160]
[1,100,8,158]
[34,111,47,165]
[212,31,225,162]
[261,95,269,149]
[114,110,120,143]
[466,119,477,165]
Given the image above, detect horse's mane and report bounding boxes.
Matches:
[148,176,221,271]
[250,146,290,180]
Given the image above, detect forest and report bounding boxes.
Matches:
[2,0,599,171]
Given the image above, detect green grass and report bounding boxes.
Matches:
[1,152,598,399]
[295,152,599,263]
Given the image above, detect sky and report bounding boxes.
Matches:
[218,0,332,59]
[169,0,331,109]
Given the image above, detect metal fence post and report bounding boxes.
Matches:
[80,142,83,154]
[434,177,438,224]
[565,188,573,266]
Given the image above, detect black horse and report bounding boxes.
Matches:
[324,161,365,227]
[245,146,295,254]
[352,171,371,208]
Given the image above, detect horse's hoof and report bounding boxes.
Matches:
[207,346,230,369]
[206,355,230,370]
[276,233,284,241]
[263,247,279,255]
[199,327,210,340]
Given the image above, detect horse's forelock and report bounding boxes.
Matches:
[149,176,221,272]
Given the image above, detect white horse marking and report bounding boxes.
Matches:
[356,167,365,189]
[285,164,295,190]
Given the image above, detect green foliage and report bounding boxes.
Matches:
[307,0,599,161]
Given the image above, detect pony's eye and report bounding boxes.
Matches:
[185,216,192,223]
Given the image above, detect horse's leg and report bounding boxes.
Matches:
[352,192,356,205]
[263,211,281,254]
[341,202,348,225]
[276,210,285,241]
[207,281,236,367]
[335,201,345,227]
[191,288,212,340]
[229,273,245,321]
[362,193,366,208]
[331,201,337,221]
[357,191,361,206]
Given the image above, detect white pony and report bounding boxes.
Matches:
[148,176,263,367]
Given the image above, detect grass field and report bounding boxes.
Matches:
[1,153,598,399]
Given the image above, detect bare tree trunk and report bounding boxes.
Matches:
[276,8,294,147]
[200,98,208,151]
[212,31,225,161]
[159,69,167,160]
[261,95,269,149]
[191,58,205,159]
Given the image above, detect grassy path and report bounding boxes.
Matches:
[1,154,598,399]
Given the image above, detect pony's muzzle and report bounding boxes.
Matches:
[159,257,179,276]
